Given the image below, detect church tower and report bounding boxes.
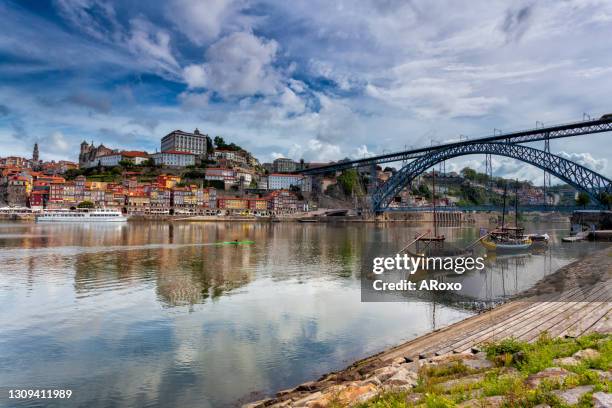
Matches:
[33,143,39,162]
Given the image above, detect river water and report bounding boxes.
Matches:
[0,221,608,407]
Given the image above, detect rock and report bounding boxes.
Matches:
[592,369,612,381]
[371,365,399,382]
[573,348,601,361]
[552,356,580,366]
[291,392,323,407]
[361,376,382,387]
[463,356,495,370]
[384,366,418,389]
[404,393,424,405]
[296,383,378,408]
[436,373,486,391]
[242,399,272,408]
[533,405,551,408]
[294,381,320,392]
[391,356,408,366]
[592,392,612,408]
[457,395,505,407]
[552,385,593,405]
[525,367,571,389]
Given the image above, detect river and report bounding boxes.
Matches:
[0,220,608,407]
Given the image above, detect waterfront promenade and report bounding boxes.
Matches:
[247,247,612,407]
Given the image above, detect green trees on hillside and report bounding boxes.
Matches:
[576,192,591,208]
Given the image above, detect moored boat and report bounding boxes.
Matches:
[36,208,128,222]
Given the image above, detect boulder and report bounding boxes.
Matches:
[552,356,580,366]
[370,365,399,382]
[592,369,612,381]
[592,392,612,408]
[552,385,593,405]
[525,367,571,388]
[573,348,601,361]
[384,366,418,389]
[295,383,378,408]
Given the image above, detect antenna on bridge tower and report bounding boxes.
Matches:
[485,154,493,200]
[536,120,551,207]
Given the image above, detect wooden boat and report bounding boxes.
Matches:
[297,218,318,223]
[481,235,532,251]
[481,183,532,252]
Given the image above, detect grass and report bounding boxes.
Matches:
[355,333,611,408]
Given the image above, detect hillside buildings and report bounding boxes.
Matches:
[272,157,297,172]
[79,141,117,168]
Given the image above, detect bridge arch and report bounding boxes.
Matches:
[373,142,612,211]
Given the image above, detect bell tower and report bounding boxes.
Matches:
[33,143,39,162]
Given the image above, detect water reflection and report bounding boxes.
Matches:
[0,221,608,407]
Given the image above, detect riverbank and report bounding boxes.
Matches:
[244,247,612,407]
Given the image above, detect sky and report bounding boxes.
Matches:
[1,0,611,184]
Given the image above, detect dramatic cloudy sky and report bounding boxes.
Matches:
[1,0,611,183]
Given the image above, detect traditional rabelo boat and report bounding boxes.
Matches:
[481,182,532,252]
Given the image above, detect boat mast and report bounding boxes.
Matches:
[501,183,507,229]
[432,168,437,237]
[515,179,519,229]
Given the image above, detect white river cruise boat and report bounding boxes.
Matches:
[36,208,128,223]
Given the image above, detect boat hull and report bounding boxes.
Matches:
[481,238,532,251]
[36,217,128,222]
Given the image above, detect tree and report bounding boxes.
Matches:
[576,192,590,208]
[337,169,361,196]
[214,136,226,148]
[142,158,156,167]
[206,135,214,154]
[461,167,477,180]
[598,192,612,210]
[77,200,95,209]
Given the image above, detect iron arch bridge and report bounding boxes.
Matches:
[372,142,612,212]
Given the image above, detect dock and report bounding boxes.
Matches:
[248,247,612,407]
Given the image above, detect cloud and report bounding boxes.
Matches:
[54,0,121,42]
[64,92,112,114]
[366,78,507,118]
[127,17,180,75]
[50,131,71,154]
[557,151,607,173]
[501,4,534,43]
[166,0,252,45]
[183,31,280,97]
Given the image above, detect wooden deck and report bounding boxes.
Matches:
[377,284,611,364]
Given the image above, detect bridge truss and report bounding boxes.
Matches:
[372,142,612,212]
[299,116,612,176]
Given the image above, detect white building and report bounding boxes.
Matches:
[97,151,149,167]
[151,151,196,167]
[212,149,247,164]
[267,174,311,191]
[161,129,207,156]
